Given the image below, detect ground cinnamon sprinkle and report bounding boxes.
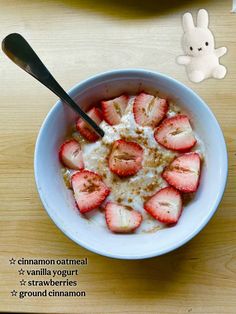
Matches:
[135,129,144,135]
[145,181,160,192]
[142,195,151,202]
[102,173,107,179]
[117,197,123,203]
[103,142,111,148]
[82,180,100,193]
[145,148,163,167]
[142,139,148,146]
[112,177,118,183]
[120,132,149,147]
[120,135,133,142]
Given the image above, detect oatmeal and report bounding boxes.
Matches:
[59,93,204,233]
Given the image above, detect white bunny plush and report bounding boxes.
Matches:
[177,9,227,83]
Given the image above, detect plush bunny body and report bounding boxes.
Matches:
[177,9,227,83]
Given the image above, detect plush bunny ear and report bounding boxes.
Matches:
[197,9,208,28]
[182,12,194,32]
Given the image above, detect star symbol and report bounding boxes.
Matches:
[20,279,26,286]
[18,268,24,275]
[11,290,17,297]
[9,258,16,265]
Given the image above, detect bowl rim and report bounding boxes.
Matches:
[34,68,228,260]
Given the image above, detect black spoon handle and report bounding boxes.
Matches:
[2,33,104,138]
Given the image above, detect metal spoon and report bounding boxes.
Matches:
[2,33,104,138]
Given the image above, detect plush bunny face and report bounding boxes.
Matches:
[183,28,215,57]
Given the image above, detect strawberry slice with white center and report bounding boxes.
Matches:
[144,187,182,224]
[162,152,201,192]
[154,115,197,151]
[108,139,144,177]
[101,94,129,125]
[133,92,168,127]
[105,202,142,233]
[59,139,84,170]
[76,107,103,142]
[71,170,110,213]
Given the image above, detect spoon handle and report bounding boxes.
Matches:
[2,33,104,138]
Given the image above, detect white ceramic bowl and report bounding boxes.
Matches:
[34,69,227,259]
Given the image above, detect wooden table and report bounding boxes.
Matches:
[0,0,235,313]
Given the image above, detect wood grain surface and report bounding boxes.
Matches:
[0,0,235,313]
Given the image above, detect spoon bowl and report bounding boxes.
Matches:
[34,68,228,259]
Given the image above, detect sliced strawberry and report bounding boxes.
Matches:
[162,152,201,192]
[59,139,84,170]
[105,202,142,233]
[133,92,168,127]
[144,187,182,224]
[154,115,196,151]
[101,94,129,125]
[71,170,110,213]
[108,139,144,177]
[76,107,103,142]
